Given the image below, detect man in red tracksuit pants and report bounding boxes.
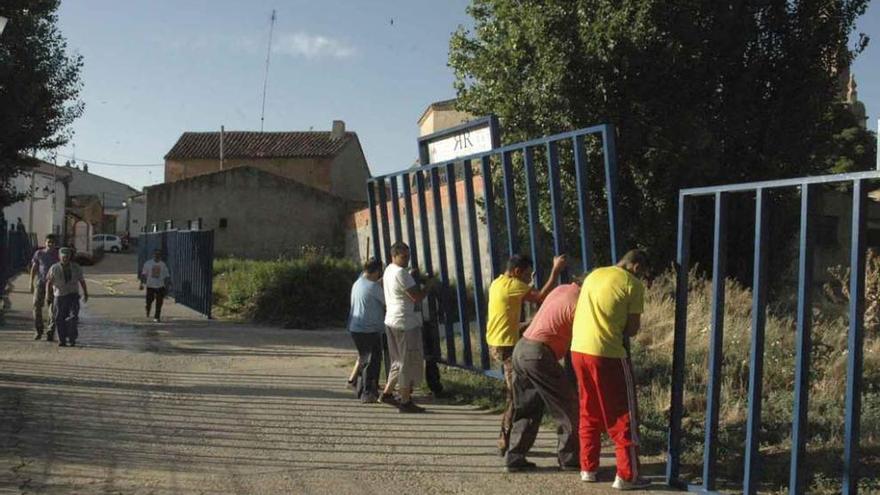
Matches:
[570,249,650,490]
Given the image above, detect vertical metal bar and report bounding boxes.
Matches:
[389,176,403,243]
[602,124,620,263]
[376,178,392,263]
[744,188,769,495]
[703,191,728,492]
[480,155,501,279]
[523,147,542,284]
[401,173,418,269]
[790,183,816,495]
[666,193,692,487]
[463,160,490,369]
[573,135,593,273]
[446,162,474,367]
[843,179,867,495]
[431,167,456,364]
[366,181,381,262]
[501,150,519,256]
[546,140,567,283]
[415,172,433,276]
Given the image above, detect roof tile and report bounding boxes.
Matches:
[164,131,353,160]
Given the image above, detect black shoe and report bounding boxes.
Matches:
[361,393,378,404]
[397,401,426,414]
[558,463,580,471]
[46,332,55,342]
[505,460,537,473]
[69,341,76,347]
[59,341,67,347]
[34,333,43,341]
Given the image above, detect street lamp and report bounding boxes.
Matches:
[0,17,8,36]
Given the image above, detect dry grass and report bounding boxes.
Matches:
[634,266,880,493]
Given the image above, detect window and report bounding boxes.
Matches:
[219,218,228,228]
[868,228,880,249]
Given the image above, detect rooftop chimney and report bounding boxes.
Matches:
[331,120,345,140]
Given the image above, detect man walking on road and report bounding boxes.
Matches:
[347,257,385,403]
[486,254,567,455]
[140,249,172,322]
[46,247,88,347]
[378,242,432,414]
[30,234,59,341]
[505,280,582,473]
[571,249,650,490]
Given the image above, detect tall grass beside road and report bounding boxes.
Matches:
[213,256,359,329]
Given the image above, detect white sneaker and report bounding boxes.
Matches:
[612,476,651,490]
[580,471,598,482]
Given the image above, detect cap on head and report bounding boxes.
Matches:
[59,247,73,257]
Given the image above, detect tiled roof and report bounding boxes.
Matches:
[164,131,354,160]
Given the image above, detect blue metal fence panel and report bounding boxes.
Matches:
[401,173,419,270]
[668,171,880,493]
[138,229,214,318]
[365,124,620,374]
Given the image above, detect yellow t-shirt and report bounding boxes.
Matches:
[486,274,532,347]
[571,266,645,358]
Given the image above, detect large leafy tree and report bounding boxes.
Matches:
[0,0,84,210]
[450,0,874,274]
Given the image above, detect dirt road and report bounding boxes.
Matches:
[0,253,671,494]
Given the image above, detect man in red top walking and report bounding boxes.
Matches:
[504,279,581,472]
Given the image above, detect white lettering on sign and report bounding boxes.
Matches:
[427,125,493,163]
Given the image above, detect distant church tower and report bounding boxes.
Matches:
[846,74,868,129]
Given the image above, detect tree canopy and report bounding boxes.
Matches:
[0,0,83,208]
[450,0,875,271]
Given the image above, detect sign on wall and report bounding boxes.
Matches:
[418,115,500,166]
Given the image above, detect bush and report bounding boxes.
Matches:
[213,256,359,329]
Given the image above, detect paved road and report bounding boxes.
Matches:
[0,253,672,494]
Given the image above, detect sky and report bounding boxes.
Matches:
[54,1,880,191]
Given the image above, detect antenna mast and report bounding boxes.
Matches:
[260,9,276,132]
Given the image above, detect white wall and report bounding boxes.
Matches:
[2,170,66,242]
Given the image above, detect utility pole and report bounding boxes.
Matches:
[101,192,105,234]
[260,10,276,132]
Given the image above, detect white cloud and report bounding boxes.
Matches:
[272,32,355,60]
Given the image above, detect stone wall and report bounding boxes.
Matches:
[147,167,349,260]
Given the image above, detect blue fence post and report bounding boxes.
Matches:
[703,191,728,492]
[573,135,593,273]
[523,147,542,284]
[415,172,433,276]
[501,151,519,256]
[602,124,620,263]
[463,159,490,369]
[446,162,474,367]
[790,183,817,495]
[390,176,403,244]
[666,193,691,487]
[480,155,501,279]
[366,181,382,262]
[401,173,419,269]
[546,140,567,282]
[744,188,769,494]
[431,167,456,365]
[377,178,392,264]
[843,179,867,495]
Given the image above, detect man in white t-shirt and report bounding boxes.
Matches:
[140,249,172,322]
[379,242,433,413]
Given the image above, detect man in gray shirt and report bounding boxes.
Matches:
[46,248,88,347]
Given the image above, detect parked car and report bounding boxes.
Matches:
[92,234,123,253]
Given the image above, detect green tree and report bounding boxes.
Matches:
[450,0,873,273]
[0,0,84,209]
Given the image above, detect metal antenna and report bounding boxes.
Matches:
[260,10,276,132]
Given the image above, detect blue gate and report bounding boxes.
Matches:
[366,124,621,372]
[138,229,214,318]
[0,220,35,299]
[667,171,880,494]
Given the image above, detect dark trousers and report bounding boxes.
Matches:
[53,293,80,344]
[506,338,580,467]
[421,319,443,394]
[350,332,382,399]
[146,287,166,318]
